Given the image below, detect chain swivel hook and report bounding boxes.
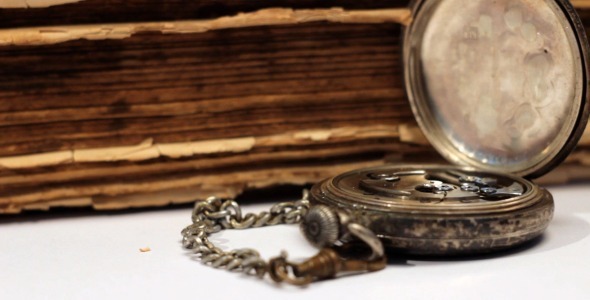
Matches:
[268,243,386,286]
[268,205,386,286]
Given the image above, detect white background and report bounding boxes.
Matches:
[2,184,589,300]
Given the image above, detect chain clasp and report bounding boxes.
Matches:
[268,220,386,286]
[268,244,386,286]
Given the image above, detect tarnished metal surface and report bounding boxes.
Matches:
[404,0,590,177]
[310,165,554,255]
[182,194,386,285]
[181,0,586,283]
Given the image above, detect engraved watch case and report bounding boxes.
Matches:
[308,0,590,255]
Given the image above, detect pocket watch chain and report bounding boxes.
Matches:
[181,192,386,285]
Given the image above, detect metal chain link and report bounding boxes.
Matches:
[181,192,310,279]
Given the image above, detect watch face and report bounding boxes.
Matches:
[319,165,539,214]
[404,0,590,177]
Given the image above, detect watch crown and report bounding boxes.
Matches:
[301,205,340,248]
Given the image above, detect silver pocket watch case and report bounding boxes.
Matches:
[308,0,590,255]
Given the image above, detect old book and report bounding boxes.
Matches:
[0,0,588,213]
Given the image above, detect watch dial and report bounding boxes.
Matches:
[325,165,538,214]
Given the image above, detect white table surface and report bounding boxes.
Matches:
[2,184,589,300]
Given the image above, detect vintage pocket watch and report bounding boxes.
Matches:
[182,0,590,285]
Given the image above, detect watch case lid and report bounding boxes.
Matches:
[403,0,590,178]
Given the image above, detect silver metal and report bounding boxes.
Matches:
[346,223,384,260]
[181,195,310,278]
[300,205,385,259]
[181,193,386,285]
[182,0,588,283]
[404,0,590,178]
[310,164,554,255]
[300,205,341,248]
